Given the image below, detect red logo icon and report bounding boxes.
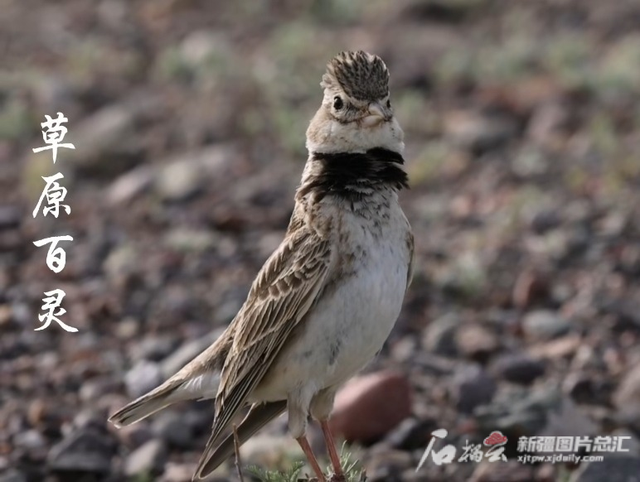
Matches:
[484,431,508,447]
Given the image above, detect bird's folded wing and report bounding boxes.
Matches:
[194,225,332,479]
[196,400,287,477]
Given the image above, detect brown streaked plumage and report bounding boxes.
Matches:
[322,51,390,102]
[109,51,413,482]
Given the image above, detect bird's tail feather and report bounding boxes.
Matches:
[109,379,187,427]
[195,400,287,480]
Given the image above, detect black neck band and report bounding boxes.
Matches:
[299,148,409,202]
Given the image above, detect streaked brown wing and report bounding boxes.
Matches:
[194,225,332,479]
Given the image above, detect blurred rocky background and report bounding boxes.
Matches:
[2,0,640,481]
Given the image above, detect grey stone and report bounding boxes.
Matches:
[456,324,500,361]
[239,434,298,468]
[124,438,168,477]
[13,429,46,449]
[0,470,27,482]
[107,166,154,205]
[422,313,460,356]
[570,455,640,482]
[79,377,121,402]
[125,360,163,399]
[157,158,205,201]
[444,110,517,151]
[384,417,434,451]
[152,410,195,449]
[48,428,115,474]
[474,385,559,435]
[451,364,496,414]
[67,99,156,174]
[163,229,219,253]
[159,463,202,482]
[155,146,233,202]
[492,354,545,385]
[131,335,180,362]
[523,310,571,340]
[614,364,640,417]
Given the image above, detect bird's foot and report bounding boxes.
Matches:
[329,474,347,482]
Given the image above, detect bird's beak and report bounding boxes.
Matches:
[363,102,388,127]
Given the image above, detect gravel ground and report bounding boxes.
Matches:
[2,1,640,481]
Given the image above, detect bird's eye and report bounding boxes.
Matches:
[333,96,344,110]
[386,99,391,108]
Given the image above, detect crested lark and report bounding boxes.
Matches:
[109,51,413,482]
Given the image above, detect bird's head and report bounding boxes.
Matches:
[306,51,404,155]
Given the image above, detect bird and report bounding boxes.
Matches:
[109,50,413,482]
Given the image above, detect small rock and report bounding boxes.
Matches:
[124,438,168,477]
[13,429,46,450]
[159,463,199,482]
[570,455,640,482]
[389,336,417,363]
[492,354,545,385]
[240,434,299,469]
[152,410,195,449]
[48,428,115,475]
[613,364,640,420]
[522,310,571,341]
[330,371,412,443]
[107,166,154,205]
[470,460,536,482]
[563,373,612,405]
[475,385,558,436]
[157,158,204,201]
[103,244,138,288]
[131,335,180,362]
[541,396,598,438]
[456,324,500,361]
[115,423,154,449]
[451,364,496,414]
[115,317,141,340]
[385,417,435,451]
[163,229,218,253]
[155,146,233,202]
[68,100,152,174]
[79,377,121,402]
[180,30,231,68]
[73,409,109,431]
[528,334,582,359]
[125,360,163,399]
[526,101,569,146]
[183,406,215,437]
[512,270,548,308]
[365,449,413,482]
[444,110,517,152]
[529,210,563,234]
[0,206,21,230]
[0,470,27,482]
[422,313,460,356]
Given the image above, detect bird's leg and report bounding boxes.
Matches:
[320,420,345,481]
[232,424,245,482]
[296,435,326,482]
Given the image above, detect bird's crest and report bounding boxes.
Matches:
[321,51,390,101]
